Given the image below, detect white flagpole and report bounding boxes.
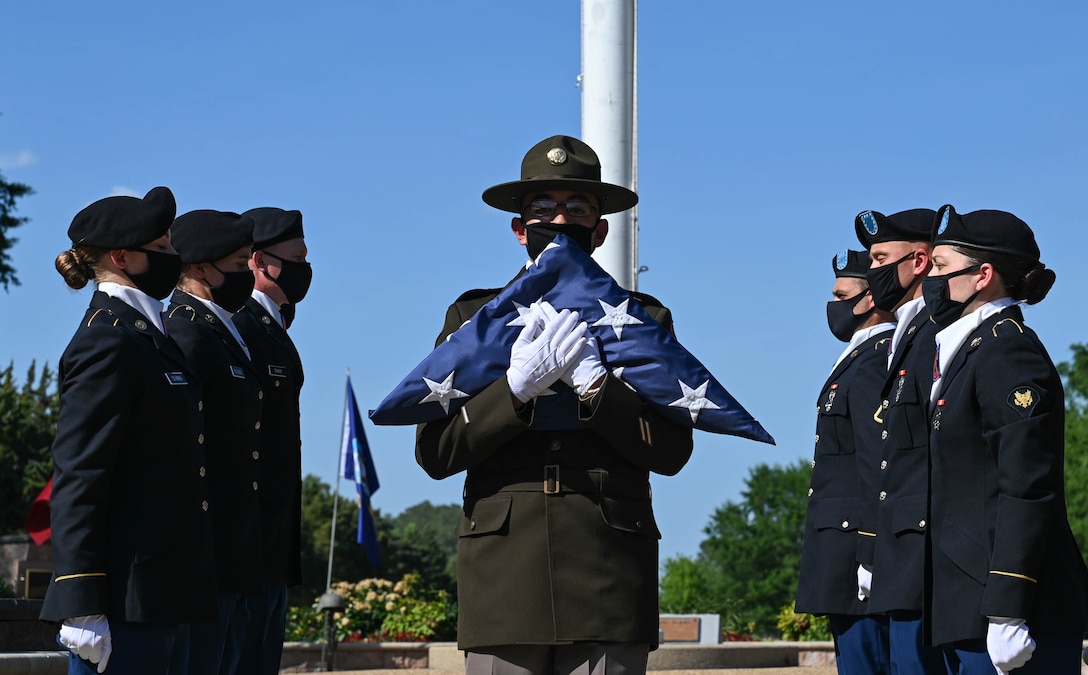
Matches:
[326,368,350,591]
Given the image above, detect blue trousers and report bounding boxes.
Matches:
[236,584,288,675]
[187,593,250,675]
[66,622,186,675]
[888,612,945,675]
[940,635,1083,675]
[829,614,891,675]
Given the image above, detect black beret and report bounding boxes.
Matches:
[855,208,936,248]
[933,205,1040,264]
[68,186,176,249]
[243,207,305,250]
[170,210,254,265]
[831,249,871,279]
[481,135,638,215]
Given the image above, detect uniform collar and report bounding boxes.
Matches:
[97,281,165,334]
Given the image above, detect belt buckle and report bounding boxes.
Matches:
[544,465,560,494]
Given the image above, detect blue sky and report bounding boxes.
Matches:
[2,1,1086,565]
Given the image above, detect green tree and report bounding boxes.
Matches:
[1060,343,1088,553]
[0,164,34,290]
[0,361,58,534]
[660,460,809,637]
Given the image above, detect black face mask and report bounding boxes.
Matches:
[826,290,874,342]
[865,251,917,312]
[922,265,982,329]
[524,221,598,260]
[208,265,255,313]
[263,252,313,304]
[125,248,183,300]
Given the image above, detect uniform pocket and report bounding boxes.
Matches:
[457,495,512,538]
[891,492,929,536]
[599,496,661,539]
[817,384,855,455]
[810,496,859,533]
[938,516,989,584]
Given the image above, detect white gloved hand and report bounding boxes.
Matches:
[857,564,872,601]
[507,306,586,403]
[561,333,607,397]
[59,614,112,673]
[987,617,1035,674]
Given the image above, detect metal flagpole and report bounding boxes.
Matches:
[326,368,349,590]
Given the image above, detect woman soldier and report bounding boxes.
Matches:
[41,187,216,673]
[923,205,1088,674]
[165,210,263,675]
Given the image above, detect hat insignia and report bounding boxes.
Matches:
[937,208,950,235]
[835,249,848,270]
[860,211,878,235]
[546,148,568,166]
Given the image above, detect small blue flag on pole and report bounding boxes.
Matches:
[369,235,774,445]
[341,375,381,568]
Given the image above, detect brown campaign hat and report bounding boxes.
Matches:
[482,135,638,215]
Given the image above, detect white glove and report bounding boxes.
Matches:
[507,306,586,403]
[857,564,872,601]
[562,333,607,397]
[987,617,1035,674]
[59,614,112,673]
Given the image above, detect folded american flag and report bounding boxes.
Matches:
[369,235,774,444]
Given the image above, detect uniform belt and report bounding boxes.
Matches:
[464,467,651,500]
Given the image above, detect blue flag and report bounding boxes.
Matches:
[369,235,773,444]
[341,376,381,568]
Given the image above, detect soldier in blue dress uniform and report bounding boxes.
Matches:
[166,209,263,675]
[923,205,1088,674]
[853,208,946,674]
[231,207,311,675]
[42,187,216,674]
[797,248,895,674]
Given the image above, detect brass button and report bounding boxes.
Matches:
[198,401,204,412]
[252,481,259,491]
[879,491,887,501]
[807,488,814,497]
[469,519,476,531]
[548,439,561,452]
[814,434,820,443]
[201,500,209,511]
[254,421,261,430]
[274,381,281,388]
[252,451,259,460]
[882,400,889,409]
[919,519,926,528]
[880,430,888,440]
[811,459,816,468]
[841,520,849,529]
[197,434,205,444]
[199,466,206,477]
[258,391,264,400]
[880,460,888,470]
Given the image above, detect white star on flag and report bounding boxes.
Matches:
[591,298,644,339]
[418,371,470,414]
[668,379,721,423]
[506,298,547,327]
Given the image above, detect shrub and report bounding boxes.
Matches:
[285,573,456,643]
[776,602,831,641]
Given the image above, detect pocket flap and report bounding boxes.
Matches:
[891,492,929,535]
[599,496,661,539]
[457,495,512,538]
[810,496,859,532]
[939,516,989,584]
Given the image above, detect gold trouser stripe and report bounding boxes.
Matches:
[54,572,107,582]
[990,570,1038,583]
[857,530,877,538]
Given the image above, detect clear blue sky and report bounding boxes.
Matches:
[3,1,1086,566]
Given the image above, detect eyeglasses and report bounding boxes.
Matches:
[523,199,597,219]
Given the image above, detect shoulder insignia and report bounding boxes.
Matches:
[850,349,859,358]
[1007,386,1040,417]
[134,319,148,331]
[86,308,115,327]
[168,304,198,321]
[993,318,1024,336]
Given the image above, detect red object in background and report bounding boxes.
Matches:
[26,477,53,545]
